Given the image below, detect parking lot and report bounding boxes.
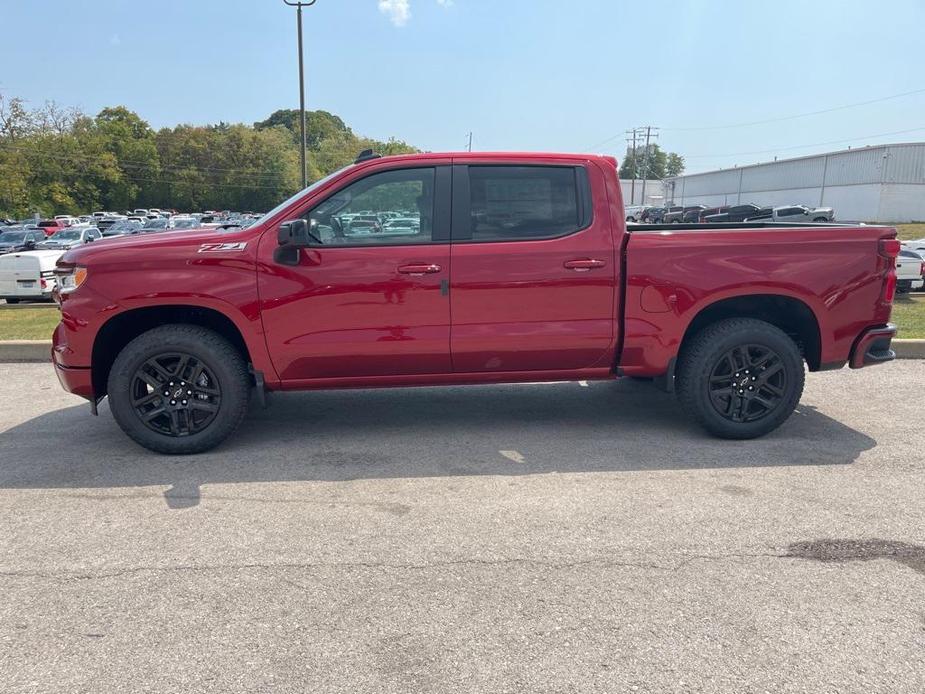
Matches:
[1,361,923,692]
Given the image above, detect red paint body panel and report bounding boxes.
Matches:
[49,151,898,405]
[620,226,896,376]
[448,156,618,372]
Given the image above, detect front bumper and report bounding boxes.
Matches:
[53,356,94,400]
[849,323,897,369]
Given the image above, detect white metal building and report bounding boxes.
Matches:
[663,142,925,222]
[619,179,664,206]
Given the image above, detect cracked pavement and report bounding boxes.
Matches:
[1,361,924,693]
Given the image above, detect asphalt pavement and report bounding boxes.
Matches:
[1,361,924,693]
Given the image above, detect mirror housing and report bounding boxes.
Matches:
[24,240,36,250]
[278,218,309,246]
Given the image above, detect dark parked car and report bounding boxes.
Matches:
[681,205,707,223]
[0,228,42,254]
[661,206,685,223]
[641,207,666,223]
[698,206,729,222]
[703,204,771,223]
[101,220,145,237]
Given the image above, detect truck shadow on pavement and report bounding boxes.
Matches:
[0,380,876,509]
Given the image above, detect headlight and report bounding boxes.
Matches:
[56,266,88,294]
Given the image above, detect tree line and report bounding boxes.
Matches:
[0,95,417,217]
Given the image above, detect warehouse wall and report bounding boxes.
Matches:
[665,143,925,222]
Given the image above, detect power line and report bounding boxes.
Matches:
[662,87,925,131]
[683,126,925,160]
[585,87,925,150]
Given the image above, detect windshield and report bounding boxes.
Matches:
[254,165,352,227]
[171,218,198,229]
[49,230,81,240]
[0,231,26,243]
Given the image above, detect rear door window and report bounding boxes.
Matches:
[457,165,590,242]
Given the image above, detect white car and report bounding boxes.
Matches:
[0,250,65,303]
[624,205,651,223]
[37,226,102,250]
[53,215,79,226]
[897,249,924,293]
[902,238,925,255]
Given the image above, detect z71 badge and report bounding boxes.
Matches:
[198,242,248,253]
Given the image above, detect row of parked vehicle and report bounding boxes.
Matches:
[0,209,263,303]
[899,239,925,293]
[624,203,836,224]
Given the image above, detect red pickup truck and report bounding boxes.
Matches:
[52,151,900,454]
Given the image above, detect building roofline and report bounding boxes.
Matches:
[669,141,925,181]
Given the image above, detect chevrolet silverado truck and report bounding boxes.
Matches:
[52,151,900,454]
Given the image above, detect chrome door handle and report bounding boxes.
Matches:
[398,263,442,275]
[563,258,606,271]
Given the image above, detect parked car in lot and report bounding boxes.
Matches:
[0,249,63,303]
[760,205,836,223]
[36,219,71,237]
[101,219,144,237]
[896,249,925,293]
[37,226,102,250]
[96,214,126,232]
[682,205,707,223]
[902,239,925,255]
[53,215,79,227]
[640,207,666,223]
[704,204,771,223]
[52,150,901,454]
[698,205,729,222]
[624,205,651,223]
[0,227,43,254]
[661,206,685,223]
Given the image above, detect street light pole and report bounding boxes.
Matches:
[283,0,317,189]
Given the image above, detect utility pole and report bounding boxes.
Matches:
[636,125,659,205]
[466,131,473,152]
[283,0,318,189]
[625,129,639,204]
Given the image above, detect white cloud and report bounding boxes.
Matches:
[109,34,121,46]
[378,0,411,26]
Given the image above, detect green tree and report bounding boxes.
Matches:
[619,144,685,180]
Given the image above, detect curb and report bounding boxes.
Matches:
[0,341,51,362]
[0,340,923,364]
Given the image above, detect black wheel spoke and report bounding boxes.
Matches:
[708,343,787,424]
[130,352,222,438]
[131,392,161,408]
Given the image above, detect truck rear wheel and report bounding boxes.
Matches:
[676,318,804,439]
[107,325,251,454]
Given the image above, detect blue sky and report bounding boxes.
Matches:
[4,0,924,173]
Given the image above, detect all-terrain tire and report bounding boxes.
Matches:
[107,324,251,454]
[676,318,805,439]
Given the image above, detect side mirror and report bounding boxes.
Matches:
[86,236,94,242]
[25,240,36,249]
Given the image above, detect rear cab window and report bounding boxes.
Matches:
[454,165,592,242]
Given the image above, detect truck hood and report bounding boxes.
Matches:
[60,227,247,266]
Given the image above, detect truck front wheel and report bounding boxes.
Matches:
[676,318,805,439]
[107,325,251,454]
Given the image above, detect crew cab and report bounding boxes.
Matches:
[760,205,836,223]
[51,151,900,454]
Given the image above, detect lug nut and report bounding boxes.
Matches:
[748,386,754,391]
[187,390,192,395]
[738,389,744,394]
[170,400,176,405]
[182,400,187,405]
[169,382,174,386]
